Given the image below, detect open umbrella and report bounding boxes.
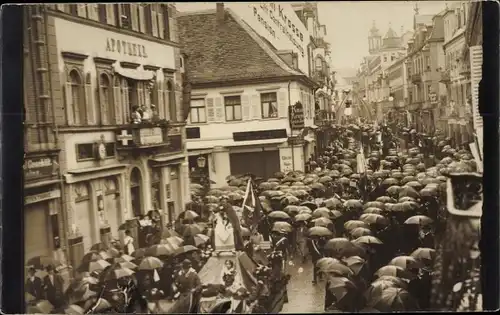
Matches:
[319,176,333,183]
[353,236,383,245]
[272,221,293,234]
[77,259,111,273]
[312,207,331,218]
[326,277,358,302]
[191,234,210,247]
[300,201,318,210]
[342,256,367,275]
[325,238,357,254]
[325,197,343,209]
[382,178,399,186]
[376,196,396,203]
[330,209,343,219]
[312,217,333,227]
[139,256,164,270]
[64,304,86,315]
[161,236,184,247]
[308,226,333,238]
[182,224,204,237]
[364,201,385,210]
[118,261,138,270]
[162,228,181,238]
[344,220,369,231]
[344,199,363,211]
[295,213,312,222]
[375,276,408,289]
[311,182,326,191]
[320,262,354,277]
[374,265,416,281]
[389,256,424,270]
[363,207,384,215]
[398,197,416,203]
[386,186,402,196]
[179,210,199,221]
[100,266,135,282]
[399,186,420,199]
[26,255,61,270]
[268,210,290,220]
[90,243,108,252]
[365,280,400,302]
[174,245,199,256]
[316,257,341,269]
[359,213,389,226]
[404,215,433,226]
[350,227,372,238]
[281,195,300,206]
[80,251,102,265]
[146,244,177,257]
[370,287,418,312]
[283,205,300,215]
[410,247,436,263]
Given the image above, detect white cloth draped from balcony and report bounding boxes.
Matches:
[113,63,155,81]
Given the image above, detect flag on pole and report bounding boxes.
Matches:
[241,179,263,233]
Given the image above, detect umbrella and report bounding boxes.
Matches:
[404,215,433,226]
[100,266,135,282]
[386,186,402,196]
[139,256,164,270]
[326,277,358,302]
[118,261,138,270]
[398,197,416,203]
[319,262,354,277]
[359,213,389,226]
[64,304,86,315]
[376,196,396,203]
[182,224,204,237]
[308,226,333,238]
[205,195,220,204]
[283,205,300,215]
[161,236,184,247]
[179,210,199,221]
[77,259,111,273]
[353,236,383,245]
[364,201,385,210]
[319,176,333,184]
[310,182,326,191]
[370,287,418,312]
[375,276,408,289]
[401,176,417,185]
[342,256,367,275]
[325,237,356,253]
[90,243,107,252]
[280,195,300,206]
[389,256,424,270]
[174,245,199,256]
[344,220,369,231]
[365,280,400,302]
[325,198,343,209]
[268,210,290,220]
[363,207,384,215]
[192,234,210,247]
[300,201,318,210]
[113,254,134,264]
[410,247,436,262]
[26,255,61,270]
[146,244,177,257]
[330,209,343,219]
[405,181,423,190]
[27,300,54,314]
[399,186,420,199]
[295,213,312,222]
[420,187,439,198]
[316,257,341,269]
[382,178,399,186]
[344,199,363,211]
[272,221,293,234]
[118,220,139,231]
[80,251,101,264]
[374,265,416,281]
[312,217,333,227]
[350,227,372,238]
[162,228,181,238]
[312,207,331,218]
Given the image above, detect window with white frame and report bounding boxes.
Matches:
[190,99,207,123]
[260,92,278,118]
[68,70,87,125]
[224,95,242,121]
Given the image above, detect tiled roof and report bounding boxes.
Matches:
[415,14,434,26]
[178,8,301,85]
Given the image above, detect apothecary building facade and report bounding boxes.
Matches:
[37,4,190,269]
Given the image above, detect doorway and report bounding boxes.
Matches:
[130,168,142,217]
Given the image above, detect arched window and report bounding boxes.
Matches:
[315,56,323,71]
[121,79,131,121]
[167,80,176,122]
[68,70,86,124]
[99,73,114,124]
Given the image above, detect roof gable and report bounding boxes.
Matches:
[178,9,300,85]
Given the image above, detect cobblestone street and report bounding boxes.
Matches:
[281,257,325,313]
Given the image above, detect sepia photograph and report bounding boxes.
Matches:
[21,1,487,313]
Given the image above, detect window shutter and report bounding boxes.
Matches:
[163,89,170,120]
[251,94,260,119]
[278,90,287,118]
[152,5,159,37]
[122,86,129,122]
[98,4,106,23]
[205,98,215,123]
[99,84,108,125]
[106,4,115,25]
[214,97,224,122]
[157,87,164,119]
[113,85,122,124]
[84,83,95,125]
[88,4,99,21]
[137,85,144,107]
[77,4,87,17]
[65,82,74,125]
[130,4,139,31]
[138,5,146,33]
[158,8,164,39]
[168,6,175,41]
[175,90,182,122]
[241,95,250,120]
[163,5,170,40]
[145,88,151,107]
[470,45,483,158]
[55,4,64,11]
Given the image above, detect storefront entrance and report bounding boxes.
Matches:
[104,177,120,239]
[130,168,142,217]
[25,203,51,261]
[229,150,280,179]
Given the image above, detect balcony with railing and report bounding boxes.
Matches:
[410,73,422,84]
[314,109,331,126]
[115,120,173,152]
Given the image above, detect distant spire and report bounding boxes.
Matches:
[414,3,419,15]
[401,25,404,34]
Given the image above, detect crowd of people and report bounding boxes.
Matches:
[25,120,481,313]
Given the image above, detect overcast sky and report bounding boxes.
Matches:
[175,1,448,71]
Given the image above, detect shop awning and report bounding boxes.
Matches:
[113,63,155,81]
[150,153,186,164]
[187,149,214,156]
[187,138,287,150]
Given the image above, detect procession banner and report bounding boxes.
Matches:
[241,179,263,233]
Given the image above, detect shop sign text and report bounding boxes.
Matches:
[25,189,61,205]
[289,101,305,130]
[139,127,163,145]
[24,157,55,180]
[106,38,148,58]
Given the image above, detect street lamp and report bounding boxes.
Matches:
[388,96,394,102]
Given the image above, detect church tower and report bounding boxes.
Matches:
[368,20,382,55]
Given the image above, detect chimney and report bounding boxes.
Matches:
[216,3,224,23]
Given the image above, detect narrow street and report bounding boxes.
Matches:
[281,257,325,313]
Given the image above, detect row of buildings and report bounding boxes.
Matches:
[24,2,338,277]
[352,1,482,149]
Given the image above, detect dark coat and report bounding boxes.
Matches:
[43,274,64,306]
[175,269,201,294]
[307,239,323,262]
[26,277,44,300]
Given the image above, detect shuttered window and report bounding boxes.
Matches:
[66,70,86,125]
[87,4,99,21]
[145,4,153,35]
[190,99,207,123]
[130,4,139,31]
[105,4,116,26]
[151,4,159,37]
[163,5,170,40]
[138,4,146,33]
[77,4,87,17]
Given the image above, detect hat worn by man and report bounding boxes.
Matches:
[182,259,192,268]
